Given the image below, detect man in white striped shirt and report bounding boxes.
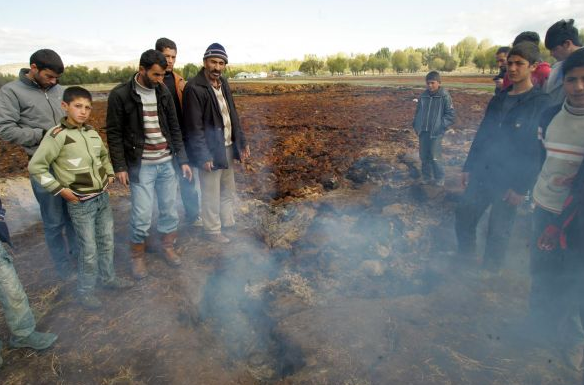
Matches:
[106,50,192,279]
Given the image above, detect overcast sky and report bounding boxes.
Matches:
[1,0,583,66]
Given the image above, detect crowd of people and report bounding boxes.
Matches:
[0,19,582,373]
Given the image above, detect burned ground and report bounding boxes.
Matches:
[0,82,579,384]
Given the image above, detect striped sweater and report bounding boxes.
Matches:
[134,77,172,165]
[534,101,584,213]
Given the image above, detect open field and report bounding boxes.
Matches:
[0,81,579,384]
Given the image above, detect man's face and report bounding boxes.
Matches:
[203,57,226,82]
[30,64,60,89]
[550,41,571,62]
[426,80,440,93]
[139,64,166,89]
[161,48,177,72]
[564,66,584,108]
[506,54,536,84]
[61,97,92,126]
[495,52,508,70]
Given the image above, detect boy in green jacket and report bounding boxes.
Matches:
[29,86,133,310]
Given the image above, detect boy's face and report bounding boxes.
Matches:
[564,66,584,108]
[161,48,177,73]
[61,97,92,126]
[426,80,440,93]
[495,52,507,70]
[550,41,571,62]
[506,54,536,84]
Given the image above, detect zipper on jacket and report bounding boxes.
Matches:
[45,91,58,126]
[80,130,102,190]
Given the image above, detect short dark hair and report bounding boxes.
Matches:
[139,49,167,71]
[562,48,584,78]
[508,42,541,64]
[63,86,92,104]
[496,46,511,55]
[30,49,64,74]
[155,37,177,52]
[426,71,441,82]
[545,19,582,49]
[513,31,541,46]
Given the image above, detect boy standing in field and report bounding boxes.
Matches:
[531,48,584,370]
[28,86,133,310]
[412,71,456,186]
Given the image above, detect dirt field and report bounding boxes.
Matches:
[0,82,580,385]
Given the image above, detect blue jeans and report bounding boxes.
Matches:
[67,193,116,295]
[178,164,201,222]
[418,132,444,180]
[0,242,36,345]
[130,161,179,243]
[30,175,79,276]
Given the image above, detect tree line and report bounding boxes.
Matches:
[1,31,583,86]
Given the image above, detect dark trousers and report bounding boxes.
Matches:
[530,206,584,346]
[418,132,444,181]
[455,180,518,269]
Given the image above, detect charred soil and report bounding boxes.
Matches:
[0,83,578,385]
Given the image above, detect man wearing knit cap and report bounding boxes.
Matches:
[182,43,250,244]
[545,19,583,106]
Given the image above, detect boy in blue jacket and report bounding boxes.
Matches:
[412,71,456,186]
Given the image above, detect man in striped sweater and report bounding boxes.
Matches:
[106,50,192,279]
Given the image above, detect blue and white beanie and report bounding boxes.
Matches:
[203,43,228,64]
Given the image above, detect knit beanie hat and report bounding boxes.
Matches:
[203,43,228,64]
[545,19,581,50]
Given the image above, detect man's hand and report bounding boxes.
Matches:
[60,188,80,203]
[204,161,214,172]
[537,225,560,251]
[116,171,130,188]
[461,172,470,188]
[181,164,193,182]
[241,145,251,161]
[502,189,524,206]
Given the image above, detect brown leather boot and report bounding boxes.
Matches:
[130,243,148,279]
[160,232,182,267]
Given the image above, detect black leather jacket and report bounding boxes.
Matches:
[105,75,188,183]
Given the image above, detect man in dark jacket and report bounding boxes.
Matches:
[0,198,57,367]
[106,49,192,279]
[455,42,550,272]
[182,43,250,244]
[0,49,77,280]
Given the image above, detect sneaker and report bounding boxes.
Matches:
[190,216,203,227]
[9,331,58,350]
[101,277,135,290]
[435,179,445,187]
[78,294,103,310]
[205,233,230,244]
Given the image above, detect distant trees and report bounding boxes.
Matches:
[391,50,408,73]
[299,55,325,76]
[326,54,348,75]
[348,54,368,75]
[454,37,478,67]
[0,73,16,88]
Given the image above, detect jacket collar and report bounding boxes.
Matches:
[60,116,93,131]
[18,68,54,91]
[129,72,166,101]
